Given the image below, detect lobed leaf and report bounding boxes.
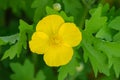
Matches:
[108,16,120,30]
[1,42,22,60]
[10,59,34,80]
[46,6,74,22]
[10,59,46,80]
[82,32,109,77]
[58,51,79,80]
[95,24,113,41]
[85,6,107,33]
[0,34,19,46]
[82,5,120,77]
[32,0,53,23]
[1,20,33,60]
[35,70,46,80]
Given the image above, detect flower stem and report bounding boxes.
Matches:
[80,0,96,29]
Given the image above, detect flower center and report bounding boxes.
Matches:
[50,35,62,46]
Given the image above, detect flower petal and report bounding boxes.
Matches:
[59,23,82,47]
[29,32,49,54]
[44,44,73,66]
[36,15,64,35]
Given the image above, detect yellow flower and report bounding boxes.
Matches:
[29,15,82,67]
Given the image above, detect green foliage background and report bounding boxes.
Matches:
[0,0,120,80]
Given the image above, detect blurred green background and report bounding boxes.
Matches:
[0,0,120,80]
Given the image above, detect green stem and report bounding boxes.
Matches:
[32,53,38,73]
[79,6,89,29]
[80,0,96,29]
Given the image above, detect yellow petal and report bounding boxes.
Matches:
[29,32,49,54]
[36,15,64,35]
[59,23,82,47]
[44,44,73,67]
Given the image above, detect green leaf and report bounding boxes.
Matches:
[101,3,110,16]
[35,70,46,80]
[82,32,109,77]
[10,59,34,80]
[108,16,120,30]
[91,36,120,78]
[19,20,33,49]
[59,11,74,22]
[46,7,74,22]
[100,74,116,80]
[84,33,120,77]
[83,6,111,76]
[107,6,115,19]
[62,0,84,24]
[113,31,120,42]
[82,5,120,78]
[95,24,113,41]
[58,51,79,80]
[46,6,59,15]
[1,20,33,60]
[85,6,107,33]
[32,0,53,23]
[10,59,46,80]
[0,34,19,46]
[96,41,120,58]
[112,57,120,78]
[1,42,22,60]
[0,39,6,45]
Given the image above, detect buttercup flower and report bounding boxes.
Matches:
[29,15,82,67]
